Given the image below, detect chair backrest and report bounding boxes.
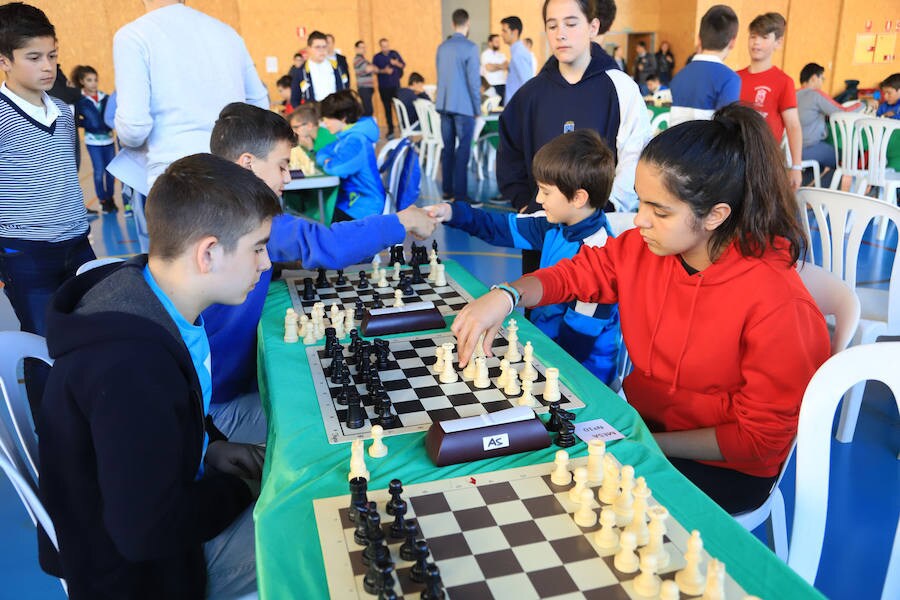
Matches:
[796,262,861,354]
[0,331,52,480]
[376,138,404,171]
[788,342,900,583]
[650,112,669,137]
[414,99,440,141]
[855,117,900,188]
[0,443,58,549]
[828,112,865,175]
[383,143,410,215]
[75,257,124,276]
[483,95,501,114]
[391,97,414,138]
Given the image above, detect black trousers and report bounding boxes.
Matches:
[668,457,779,514]
[358,87,375,117]
[378,87,399,135]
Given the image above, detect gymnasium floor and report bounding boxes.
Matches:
[0,167,896,599]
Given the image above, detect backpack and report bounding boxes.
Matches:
[380,138,421,212]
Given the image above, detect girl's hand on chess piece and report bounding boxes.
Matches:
[452,291,510,367]
[425,203,453,223]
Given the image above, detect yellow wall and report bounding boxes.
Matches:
[831,0,900,94]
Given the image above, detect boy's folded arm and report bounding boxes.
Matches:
[317,137,366,177]
[89,352,251,561]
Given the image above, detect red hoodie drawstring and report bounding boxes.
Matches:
[669,274,704,394]
[645,260,675,378]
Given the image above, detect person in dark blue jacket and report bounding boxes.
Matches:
[316,90,386,220]
[429,129,621,384]
[71,65,117,213]
[205,102,436,442]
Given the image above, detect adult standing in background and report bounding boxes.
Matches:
[114,0,268,252]
[500,16,533,105]
[481,34,508,104]
[612,45,627,73]
[632,41,657,95]
[372,38,406,139]
[655,40,675,85]
[353,40,377,116]
[325,34,350,80]
[436,8,481,206]
[524,37,539,76]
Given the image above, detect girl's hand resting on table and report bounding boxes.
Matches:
[451,289,512,368]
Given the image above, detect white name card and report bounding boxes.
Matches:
[574,418,624,444]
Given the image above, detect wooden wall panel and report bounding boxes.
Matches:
[831,0,900,94]
[656,0,698,76]
[489,0,548,71]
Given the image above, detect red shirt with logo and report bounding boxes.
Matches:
[737,66,797,141]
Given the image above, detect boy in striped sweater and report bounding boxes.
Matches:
[0,2,94,335]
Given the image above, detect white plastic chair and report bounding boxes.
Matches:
[649,112,669,137]
[75,256,124,276]
[788,342,900,596]
[827,112,866,191]
[376,138,403,171]
[732,261,860,559]
[854,118,900,238]
[781,132,821,187]
[796,188,900,442]
[414,99,443,179]
[391,97,420,140]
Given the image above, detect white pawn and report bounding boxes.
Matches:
[473,357,490,389]
[462,350,478,380]
[598,454,620,504]
[298,313,309,336]
[614,531,640,573]
[392,261,401,281]
[516,377,538,407]
[378,270,389,288]
[348,439,369,480]
[614,465,635,527]
[625,476,650,546]
[573,488,597,527]
[393,288,404,308]
[641,506,670,569]
[543,367,561,402]
[504,365,520,395]
[520,341,538,382]
[701,559,726,600]
[660,580,680,600]
[675,530,705,596]
[433,345,445,374]
[330,302,341,322]
[439,345,458,383]
[368,425,388,458]
[427,256,437,282]
[371,256,380,273]
[333,318,345,340]
[586,439,606,484]
[632,553,661,598]
[434,263,447,287]
[496,358,510,388]
[550,449,572,486]
[594,507,619,550]
[303,319,317,344]
[568,467,589,502]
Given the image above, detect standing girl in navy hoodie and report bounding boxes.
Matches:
[454,104,831,514]
[71,65,117,213]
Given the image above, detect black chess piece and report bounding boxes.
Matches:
[357,270,370,289]
[373,385,388,412]
[348,477,368,523]
[377,560,397,599]
[401,281,415,297]
[386,479,404,515]
[388,499,408,539]
[420,563,445,600]
[328,353,345,384]
[366,365,381,393]
[362,510,386,562]
[372,294,384,309]
[546,401,562,432]
[555,419,576,448]
[353,503,369,546]
[411,262,425,284]
[399,519,419,561]
[363,555,393,595]
[301,277,316,301]
[346,393,365,429]
[409,241,419,265]
[393,244,406,265]
[378,579,398,600]
[409,540,430,583]
[375,339,390,369]
[377,398,396,427]
[336,381,352,406]
[315,267,328,288]
[324,327,337,354]
[432,239,438,254]
[354,298,365,320]
[335,269,347,286]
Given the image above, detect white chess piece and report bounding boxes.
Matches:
[701,559,726,600]
[284,308,299,343]
[614,531,640,573]
[641,506,670,569]
[348,439,369,480]
[433,345,445,374]
[392,261,401,281]
[598,454,620,504]
[614,465,635,527]
[427,256,437,282]
[378,271,389,288]
[496,358,510,388]
[333,318,345,339]
[505,320,521,363]
[675,530,705,595]
[439,345,458,383]
[573,488,597,527]
[586,439,606,484]
[504,365,520,395]
[371,257,380,273]
[624,476,650,546]
[550,450,572,486]
[462,350,478,380]
[393,289,404,308]
[568,467,588,502]
[368,425,388,458]
[660,580,680,600]
[516,377,538,407]
[594,507,619,550]
[330,303,341,327]
[473,357,490,388]
[303,319,317,344]
[543,367,561,402]
[434,263,447,287]
[632,553,661,598]
[520,342,538,382]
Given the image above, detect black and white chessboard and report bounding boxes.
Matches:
[285,263,472,319]
[308,331,585,444]
[314,457,749,599]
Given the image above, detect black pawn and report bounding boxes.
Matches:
[324,327,337,354]
[357,270,370,289]
[362,513,385,564]
[402,281,415,297]
[411,262,425,284]
[363,550,390,594]
[377,398,396,427]
[375,339,390,369]
[353,503,369,546]
[315,267,328,288]
[409,241,419,265]
[302,277,316,301]
[354,298,365,320]
[377,560,397,599]
[431,240,438,254]
[326,353,344,382]
[348,476,368,523]
[335,269,347,286]
[399,519,419,561]
[389,499,408,539]
[346,394,365,429]
[372,294,384,309]
[378,582,398,600]
[409,540,430,583]
[420,564,445,600]
[336,381,352,406]
[555,419,576,448]
[386,479,404,516]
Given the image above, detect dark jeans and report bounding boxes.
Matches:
[358,87,375,117]
[494,84,506,106]
[0,234,95,335]
[439,112,475,202]
[668,457,779,514]
[86,143,116,200]
[378,86,399,135]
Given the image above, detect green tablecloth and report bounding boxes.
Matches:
[282,128,340,224]
[253,260,823,600]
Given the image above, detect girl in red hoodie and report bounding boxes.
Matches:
[453,104,830,513]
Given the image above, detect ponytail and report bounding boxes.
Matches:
[641,103,805,263]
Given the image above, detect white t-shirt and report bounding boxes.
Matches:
[309,60,337,101]
[481,48,507,86]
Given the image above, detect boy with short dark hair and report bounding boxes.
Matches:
[275,74,293,115]
[0,2,95,336]
[669,4,740,126]
[877,73,900,119]
[295,30,349,104]
[396,71,430,126]
[738,12,803,189]
[428,130,621,384]
[40,153,278,598]
[205,102,436,442]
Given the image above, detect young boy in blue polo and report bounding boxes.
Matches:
[428,129,621,384]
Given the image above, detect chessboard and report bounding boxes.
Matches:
[284,262,472,320]
[308,330,585,444]
[314,456,749,599]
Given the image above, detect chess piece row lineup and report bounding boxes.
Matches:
[348,474,445,598]
[284,303,357,344]
[551,444,728,599]
[325,332,398,430]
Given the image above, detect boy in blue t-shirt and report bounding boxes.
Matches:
[428,130,621,384]
[876,73,900,119]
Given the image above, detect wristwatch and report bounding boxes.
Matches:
[490,283,520,315]
[790,164,803,171]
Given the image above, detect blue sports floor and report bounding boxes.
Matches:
[0,163,897,599]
